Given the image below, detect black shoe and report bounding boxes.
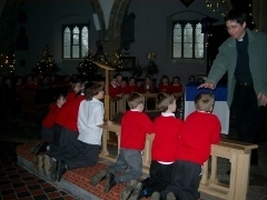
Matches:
[56,160,67,182]
[104,172,116,193]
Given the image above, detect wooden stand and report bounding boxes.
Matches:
[93,61,115,120]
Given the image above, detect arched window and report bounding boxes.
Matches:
[63,24,89,59]
[172,21,204,59]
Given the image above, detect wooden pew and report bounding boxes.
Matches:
[100,123,258,200]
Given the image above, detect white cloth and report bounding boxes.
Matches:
[77,98,104,145]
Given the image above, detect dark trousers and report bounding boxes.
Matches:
[60,128,100,170]
[66,141,100,169]
[41,126,54,141]
[232,84,265,164]
[49,124,64,160]
[160,160,201,200]
[141,160,173,197]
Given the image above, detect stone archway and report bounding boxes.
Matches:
[89,0,132,57]
[0,0,132,60]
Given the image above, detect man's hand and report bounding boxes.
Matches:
[258,93,267,106]
[197,82,216,90]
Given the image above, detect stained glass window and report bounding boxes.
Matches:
[172,21,204,59]
[63,24,89,59]
[63,27,71,58]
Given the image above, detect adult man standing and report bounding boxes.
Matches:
[198,9,267,165]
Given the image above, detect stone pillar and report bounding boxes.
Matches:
[100,40,122,66]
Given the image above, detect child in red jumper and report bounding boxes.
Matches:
[158,75,171,93]
[66,80,81,102]
[41,93,66,141]
[126,76,138,94]
[139,75,155,93]
[152,92,221,200]
[45,82,87,181]
[135,92,183,199]
[90,92,154,197]
[31,92,66,155]
[170,76,184,94]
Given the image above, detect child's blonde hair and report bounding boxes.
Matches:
[195,93,215,112]
[157,92,176,112]
[127,92,145,109]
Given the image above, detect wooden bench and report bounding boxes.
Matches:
[199,138,257,200]
[100,124,258,200]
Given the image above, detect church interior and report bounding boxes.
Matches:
[0,0,267,200]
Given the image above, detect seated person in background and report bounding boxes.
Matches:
[115,73,124,87]
[139,75,155,93]
[32,76,40,90]
[41,76,51,89]
[15,77,24,98]
[126,76,138,94]
[152,92,221,200]
[23,75,35,90]
[136,92,183,199]
[158,75,171,93]
[109,78,123,98]
[188,75,197,83]
[60,75,71,87]
[197,77,205,85]
[90,92,154,199]
[170,76,183,93]
[119,80,128,95]
[50,75,59,88]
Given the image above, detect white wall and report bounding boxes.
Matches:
[13,0,225,85]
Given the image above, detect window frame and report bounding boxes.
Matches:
[172,20,205,60]
[62,23,89,60]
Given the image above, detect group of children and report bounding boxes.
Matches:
[90,90,221,200]
[32,80,111,182]
[32,77,221,200]
[109,74,184,99]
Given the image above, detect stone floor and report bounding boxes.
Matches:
[1,115,267,200]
